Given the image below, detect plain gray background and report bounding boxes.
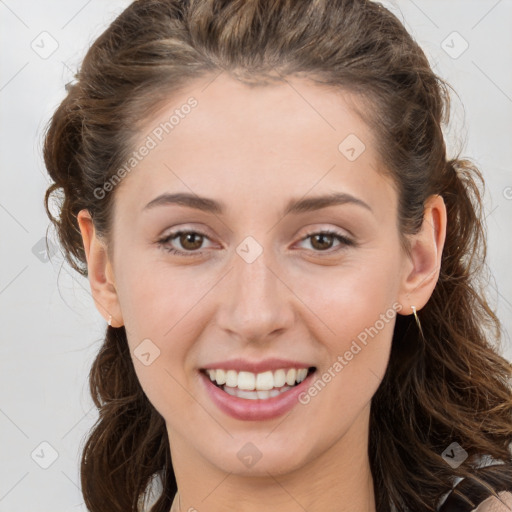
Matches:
[1,1,511,510]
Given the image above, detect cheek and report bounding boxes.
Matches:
[292,253,401,404]
[292,251,402,340]
[115,249,212,339]
[112,256,200,411]
[298,313,395,439]
[115,262,227,413]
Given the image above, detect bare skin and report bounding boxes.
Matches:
[78,73,446,512]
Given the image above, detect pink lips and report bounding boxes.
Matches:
[199,366,316,421]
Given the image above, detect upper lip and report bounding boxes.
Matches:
[200,358,315,374]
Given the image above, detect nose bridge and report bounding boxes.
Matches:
[216,237,293,341]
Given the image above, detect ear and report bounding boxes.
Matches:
[77,209,124,327]
[397,194,447,316]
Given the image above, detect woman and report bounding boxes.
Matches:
[42,0,512,511]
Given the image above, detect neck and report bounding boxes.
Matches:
[168,405,376,512]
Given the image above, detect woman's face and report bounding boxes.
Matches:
[82,73,438,481]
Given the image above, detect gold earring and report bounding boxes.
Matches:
[411,306,424,338]
[108,315,112,327]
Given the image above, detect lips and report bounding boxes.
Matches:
[198,359,317,421]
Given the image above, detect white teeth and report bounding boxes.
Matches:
[204,367,312,391]
[215,368,227,385]
[222,385,292,400]
[296,368,308,383]
[255,371,274,390]
[223,386,237,397]
[273,369,286,387]
[237,371,255,390]
[285,368,297,386]
[237,389,259,400]
[225,370,238,387]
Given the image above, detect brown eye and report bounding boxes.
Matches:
[297,230,355,254]
[178,232,204,250]
[310,233,336,251]
[157,230,213,256]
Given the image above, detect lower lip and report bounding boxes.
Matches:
[199,370,315,421]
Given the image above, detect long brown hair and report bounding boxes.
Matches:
[43,1,512,510]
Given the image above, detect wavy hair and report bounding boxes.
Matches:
[42,0,512,510]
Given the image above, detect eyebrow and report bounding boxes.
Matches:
[143,191,372,215]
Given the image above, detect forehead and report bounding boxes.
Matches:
[117,73,393,217]
[138,73,375,153]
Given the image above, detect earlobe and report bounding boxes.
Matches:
[77,209,124,327]
[397,194,447,316]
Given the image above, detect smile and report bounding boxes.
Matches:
[199,365,317,421]
[202,367,314,400]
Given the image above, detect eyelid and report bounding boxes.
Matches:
[157,228,215,256]
[294,228,355,251]
[157,225,356,257]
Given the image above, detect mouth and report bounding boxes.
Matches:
[198,358,318,420]
[199,366,317,400]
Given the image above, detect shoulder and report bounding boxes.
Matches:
[471,491,512,512]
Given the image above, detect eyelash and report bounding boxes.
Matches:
[157,229,355,257]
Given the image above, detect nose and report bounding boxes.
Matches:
[215,242,296,344]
